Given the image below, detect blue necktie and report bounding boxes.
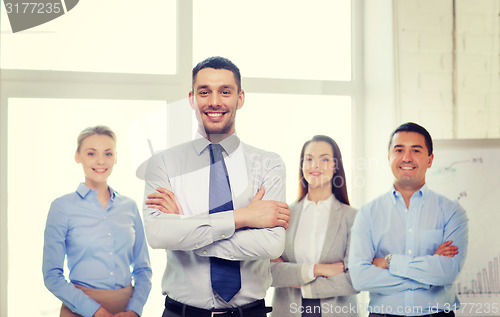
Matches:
[208,144,241,302]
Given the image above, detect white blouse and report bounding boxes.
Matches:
[294,194,333,298]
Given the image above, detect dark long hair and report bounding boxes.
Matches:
[297,135,350,205]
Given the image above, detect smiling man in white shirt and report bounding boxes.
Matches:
[142,56,290,317]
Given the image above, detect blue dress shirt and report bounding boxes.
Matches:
[348,184,468,316]
[43,183,152,317]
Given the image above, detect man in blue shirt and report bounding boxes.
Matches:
[349,122,469,317]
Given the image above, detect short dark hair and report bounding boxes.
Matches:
[192,56,241,92]
[389,122,433,155]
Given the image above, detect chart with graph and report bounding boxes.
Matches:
[427,140,500,316]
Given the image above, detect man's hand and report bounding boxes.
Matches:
[434,240,458,257]
[372,257,388,269]
[234,187,290,230]
[146,187,182,215]
[114,311,139,317]
[314,262,345,277]
[93,307,113,317]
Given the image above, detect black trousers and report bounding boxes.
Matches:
[301,298,321,317]
[162,296,271,317]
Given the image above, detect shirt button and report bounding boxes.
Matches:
[230,255,234,259]
[397,270,400,274]
[408,229,413,233]
[420,278,423,281]
[404,209,408,213]
[221,234,226,238]
[203,250,207,255]
[195,244,199,248]
[110,272,114,276]
[109,252,113,255]
[408,249,412,254]
[108,233,112,236]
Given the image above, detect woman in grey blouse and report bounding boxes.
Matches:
[270,135,358,317]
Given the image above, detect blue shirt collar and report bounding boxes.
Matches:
[391,183,429,205]
[76,182,117,201]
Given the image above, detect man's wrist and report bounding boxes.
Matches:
[233,208,247,229]
[385,253,393,269]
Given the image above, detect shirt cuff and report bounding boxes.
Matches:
[301,283,314,299]
[78,301,101,317]
[210,211,235,242]
[389,254,412,277]
[126,300,143,317]
[302,263,315,284]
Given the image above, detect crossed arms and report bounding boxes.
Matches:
[142,152,290,260]
[348,202,469,295]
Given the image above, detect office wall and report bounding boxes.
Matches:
[395,0,500,139]
[362,0,500,202]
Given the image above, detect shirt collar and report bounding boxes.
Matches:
[76,183,117,201]
[303,193,335,211]
[391,183,428,204]
[192,131,241,156]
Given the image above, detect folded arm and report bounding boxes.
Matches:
[348,207,430,295]
[388,205,469,286]
[143,152,289,260]
[305,226,358,298]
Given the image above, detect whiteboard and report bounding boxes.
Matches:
[427,139,500,316]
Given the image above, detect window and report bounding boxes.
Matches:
[0,0,177,74]
[1,1,359,316]
[193,0,351,80]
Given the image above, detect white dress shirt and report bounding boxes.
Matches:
[142,133,286,309]
[294,194,333,298]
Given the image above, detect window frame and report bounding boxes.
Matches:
[0,1,363,316]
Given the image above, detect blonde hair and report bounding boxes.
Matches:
[76,125,116,152]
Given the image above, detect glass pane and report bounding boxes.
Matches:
[0,0,176,74]
[7,98,168,317]
[193,0,351,81]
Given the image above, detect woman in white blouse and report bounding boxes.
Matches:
[271,135,358,317]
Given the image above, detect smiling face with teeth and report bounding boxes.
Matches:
[189,68,244,142]
[389,131,434,193]
[75,134,117,189]
[302,141,336,192]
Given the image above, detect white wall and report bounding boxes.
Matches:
[361,0,398,202]
[395,0,500,139]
